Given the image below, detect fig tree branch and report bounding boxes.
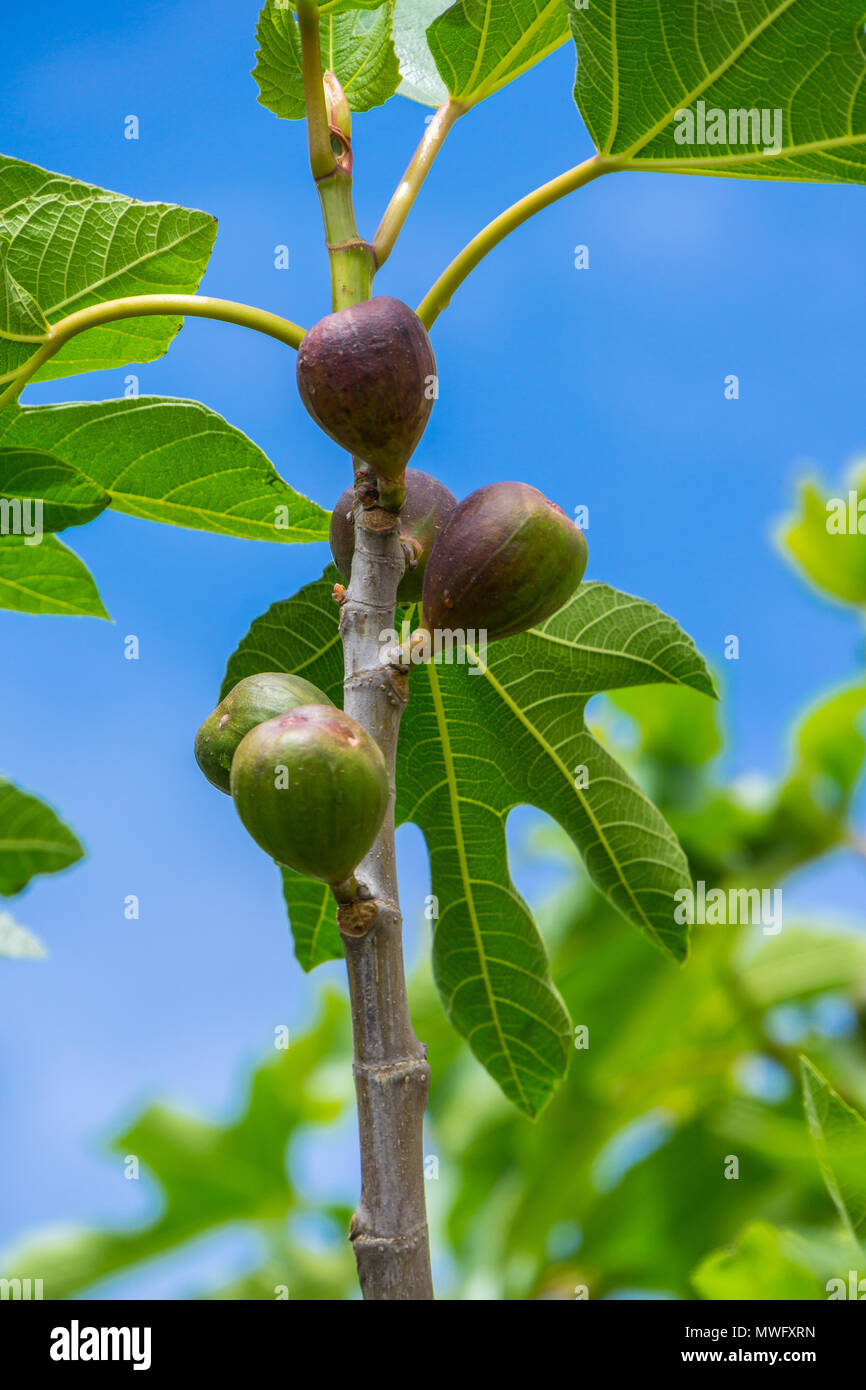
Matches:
[0,295,306,408]
[298,1,433,1299]
[416,153,613,328]
[372,100,463,268]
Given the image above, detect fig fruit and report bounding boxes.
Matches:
[296,296,436,480]
[195,672,333,795]
[230,705,389,887]
[422,481,588,641]
[330,468,457,602]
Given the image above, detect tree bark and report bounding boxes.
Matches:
[337,501,434,1300]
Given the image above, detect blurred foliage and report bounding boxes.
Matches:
[3,467,866,1299]
[780,461,866,605]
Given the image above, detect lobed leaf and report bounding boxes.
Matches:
[0,397,329,544]
[220,569,714,1115]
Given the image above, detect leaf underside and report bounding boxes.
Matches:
[428,0,572,108]
[0,398,330,545]
[0,154,216,382]
[222,567,714,1116]
[567,0,866,183]
[253,0,401,119]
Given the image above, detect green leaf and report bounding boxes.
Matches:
[0,154,216,382]
[0,777,85,896]
[0,534,108,618]
[801,1057,866,1250]
[428,0,571,107]
[281,867,343,971]
[0,398,329,544]
[567,0,866,182]
[779,469,866,605]
[253,0,401,119]
[0,447,110,533]
[392,0,452,106]
[796,684,866,797]
[0,237,49,381]
[0,911,47,959]
[221,569,714,1115]
[692,1221,824,1300]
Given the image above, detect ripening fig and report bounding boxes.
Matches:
[422,481,588,641]
[330,468,457,602]
[230,705,389,888]
[195,672,333,795]
[296,296,436,481]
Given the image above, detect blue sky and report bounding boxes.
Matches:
[1,1,865,1297]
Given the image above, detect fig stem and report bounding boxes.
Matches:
[372,100,463,268]
[297,0,373,308]
[296,0,338,182]
[416,153,615,329]
[0,295,307,408]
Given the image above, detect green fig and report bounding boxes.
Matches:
[330,468,457,602]
[230,705,389,887]
[296,296,436,481]
[195,672,333,795]
[422,482,588,642]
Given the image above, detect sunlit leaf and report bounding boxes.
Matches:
[0,398,329,544]
[428,0,570,107]
[567,0,866,182]
[0,154,216,382]
[0,447,109,533]
[780,468,866,605]
[0,534,108,618]
[692,1221,823,1300]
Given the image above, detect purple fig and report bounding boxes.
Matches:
[422,482,588,642]
[195,672,333,795]
[230,705,389,887]
[296,296,436,480]
[330,468,457,602]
